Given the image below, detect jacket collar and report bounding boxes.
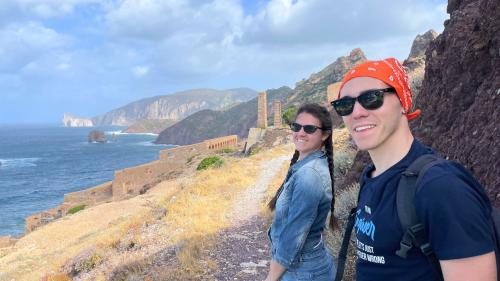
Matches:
[291,150,326,172]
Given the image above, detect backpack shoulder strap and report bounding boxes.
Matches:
[336,163,373,280]
[396,153,445,281]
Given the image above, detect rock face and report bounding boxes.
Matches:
[412,0,500,206]
[63,113,93,127]
[155,87,292,145]
[91,88,257,126]
[122,119,176,134]
[403,30,439,104]
[88,130,107,143]
[288,48,367,106]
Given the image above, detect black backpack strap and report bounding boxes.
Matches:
[396,154,445,281]
[335,207,357,281]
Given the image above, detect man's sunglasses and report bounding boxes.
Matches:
[331,88,395,116]
[290,122,324,134]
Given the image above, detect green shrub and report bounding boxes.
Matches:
[196,156,224,170]
[282,106,298,126]
[68,204,86,215]
[249,147,262,156]
[220,148,235,154]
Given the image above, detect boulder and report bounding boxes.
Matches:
[88,130,107,143]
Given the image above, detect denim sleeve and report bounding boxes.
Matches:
[273,167,324,268]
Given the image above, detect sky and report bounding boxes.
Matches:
[0,0,449,124]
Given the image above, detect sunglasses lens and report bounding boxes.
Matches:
[332,98,355,116]
[359,90,384,110]
[290,123,301,132]
[303,125,318,134]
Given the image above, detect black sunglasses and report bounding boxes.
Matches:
[290,122,324,134]
[331,88,395,116]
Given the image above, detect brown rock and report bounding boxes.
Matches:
[412,0,500,206]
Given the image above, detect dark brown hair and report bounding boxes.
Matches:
[268,103,337,230]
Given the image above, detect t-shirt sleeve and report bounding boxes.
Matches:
[415,165,494,260]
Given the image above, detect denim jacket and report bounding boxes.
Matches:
[268,150,332,268]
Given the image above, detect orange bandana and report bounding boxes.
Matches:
[338,57,421,120]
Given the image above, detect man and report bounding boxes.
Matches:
[331,58,496,281]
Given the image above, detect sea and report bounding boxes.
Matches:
[0,124,175,237]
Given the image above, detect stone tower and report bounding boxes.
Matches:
[273,100,282,128]
[257,92,267,128]
[327,82,342,103]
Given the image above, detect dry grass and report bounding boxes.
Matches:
[158,146,292,278]
[0,143,299,280]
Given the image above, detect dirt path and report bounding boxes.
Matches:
[206,156,289,281]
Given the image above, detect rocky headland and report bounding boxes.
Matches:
[63,113,93,127]
[91,88,257,126]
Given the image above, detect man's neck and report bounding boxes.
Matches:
[368,129,414,178]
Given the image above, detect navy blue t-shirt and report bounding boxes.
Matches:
[355,139,493,281]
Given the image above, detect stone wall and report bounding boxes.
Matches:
[25,203,72,233]
[64,181,113,206]
[24,135,239,233]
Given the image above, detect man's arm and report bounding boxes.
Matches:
[440,252,496,281]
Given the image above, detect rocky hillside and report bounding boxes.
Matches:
[155,49,368,145]
[122,119,176,134]
[286,48,367,107]
[91,88,257,126]
[412,0,499,206]
[62,113,93,127]
[155,87,292,145]
[403,30,439,105]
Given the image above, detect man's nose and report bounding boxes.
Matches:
[351,100,369,119]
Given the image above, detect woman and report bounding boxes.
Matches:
[265,103,336,281]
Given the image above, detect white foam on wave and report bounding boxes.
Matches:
[0,157,40,168]
[136,141,173,147]
[105,131,158,136]
[105,130,123,135]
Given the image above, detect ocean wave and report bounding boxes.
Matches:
[0,157,40,168]
[104,130,123,135]
[135,141,173,146]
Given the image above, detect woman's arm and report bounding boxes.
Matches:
[264,260,286,281]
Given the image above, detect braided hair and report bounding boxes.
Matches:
[268,103,337,230]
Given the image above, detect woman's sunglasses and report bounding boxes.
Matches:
[331,88,395,116]
[290,122,324,134]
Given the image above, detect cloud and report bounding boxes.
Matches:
[240,0,447,46]
[0,22,70,73]
[0,0,101,22]
[106,0,243,43]
[133,65,149,77]
[0,0,450,122]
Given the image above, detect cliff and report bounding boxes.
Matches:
[62,113,93,127]
[122,119,176,134]
[403,30,439,104]
[286,48,367,107]
[412,0,500,206]
[154,87,292,145]
[91,88,257,126]
[155,49,368,145]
